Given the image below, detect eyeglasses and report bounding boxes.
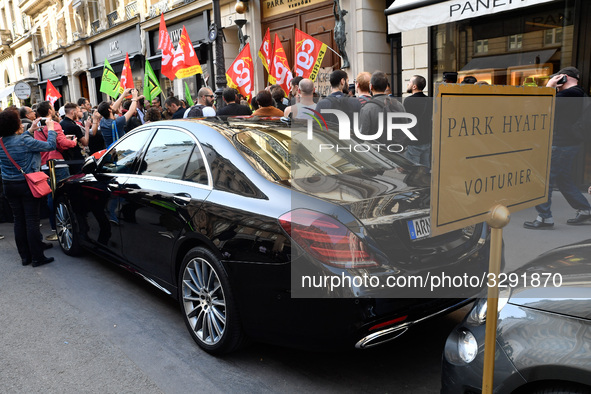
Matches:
[203,95,214,98]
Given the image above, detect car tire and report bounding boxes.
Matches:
[55,197,82,256]
[179,247,246,355]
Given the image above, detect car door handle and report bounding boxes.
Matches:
[173,193,192,206]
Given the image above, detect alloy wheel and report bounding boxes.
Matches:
[55,202,73,251]
[181,257,227,346]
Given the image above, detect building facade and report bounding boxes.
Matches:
[388,0,591,185]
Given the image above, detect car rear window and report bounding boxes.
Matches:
[233,127,412,184]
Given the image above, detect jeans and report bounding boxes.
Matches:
[405,144,431,168]
[46,166,70,230]
[3,180,47,262]
[535,145,591,219]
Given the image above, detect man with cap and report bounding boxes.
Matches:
[443,72,458,83]
[524,66,591,229]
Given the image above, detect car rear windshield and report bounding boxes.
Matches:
[233,126,414,184]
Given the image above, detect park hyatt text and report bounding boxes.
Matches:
[447,113,549,137]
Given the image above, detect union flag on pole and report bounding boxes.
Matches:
[294,28,327,81]
[226,43,254,102]
[268,34,293,95]
[120,52,134,92]
[172,26,203,79]
[45,80,61,105]
[258,28,272,73]
[158,13,176,81]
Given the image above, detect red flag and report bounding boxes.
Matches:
[158,13,176,81]
[268,34,293,95]
[258,28,272,73]
[294,28,328,82]
[226,43,254,102]
[45,80,61,105]
[172,26,203,79]
[120,52,134,92]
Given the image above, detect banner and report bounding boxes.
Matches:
[184,81,194,106]
[294,28,327,81]
[45,80,61,105]
[158,13,176,81]
[143,60,162,102]
[268,34,293,95]
[226,43,254,102]
[172,26,203,79]
[258,28,272,73]
[100,59,122,99]
[120,52,134,93]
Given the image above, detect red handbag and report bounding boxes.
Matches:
[0,138,52,198]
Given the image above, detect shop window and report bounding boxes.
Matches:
[508,34,522,50]
[544,27,563,46]
[474,39,488,54]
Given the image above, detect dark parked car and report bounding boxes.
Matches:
[54,118,492,354]
[442,239,591,394]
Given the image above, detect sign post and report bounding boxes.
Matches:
[430,84,555,393]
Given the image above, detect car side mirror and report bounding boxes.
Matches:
[82,156,98,174]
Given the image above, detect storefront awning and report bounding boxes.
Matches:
[386,0,557,34]
[461,49,557,71]
[0,85,14,100]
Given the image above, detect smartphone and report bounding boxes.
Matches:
[557,75,567,85]
[39,118,47,126]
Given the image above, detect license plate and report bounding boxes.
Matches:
[407,217,431,240]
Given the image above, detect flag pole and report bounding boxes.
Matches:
[326,46,343,62]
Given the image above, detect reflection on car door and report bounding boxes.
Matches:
[117,127,211,287]
[84,129,152,259]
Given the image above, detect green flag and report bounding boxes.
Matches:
[100,59,122,99]
[144,60,162,102]
[184,81,194,106]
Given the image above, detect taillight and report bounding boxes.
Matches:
[279,209,379,269]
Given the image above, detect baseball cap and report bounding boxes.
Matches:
[555,66,580,80]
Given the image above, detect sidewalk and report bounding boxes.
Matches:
[502,191,591,271]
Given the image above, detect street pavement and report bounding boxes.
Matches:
[0,191,589,393]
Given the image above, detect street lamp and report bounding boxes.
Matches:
[212,0,226,110]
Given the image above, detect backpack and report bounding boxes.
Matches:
[362,96,408,144]
[186,104,206,118]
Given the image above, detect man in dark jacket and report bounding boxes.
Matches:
[315,70,362,126]
[164,96,186,119]
[403,75,432,167]
[216,88,252,117]
[524,67,591,229]
[359,71,405,145]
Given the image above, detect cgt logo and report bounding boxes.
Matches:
[305,109,418,153]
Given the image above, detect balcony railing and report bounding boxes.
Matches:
[107,11,119,28]
[91,20,100,34]
[125,1,138,19]
[149,0,169,18]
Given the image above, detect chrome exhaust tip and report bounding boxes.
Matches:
[355,326,409,349]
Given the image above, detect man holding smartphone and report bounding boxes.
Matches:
[60,102,91,174]
[93,88,139,149]
[524,67,591,229]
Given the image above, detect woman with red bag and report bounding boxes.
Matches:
[0,109,57,267]
[34,101,77,242]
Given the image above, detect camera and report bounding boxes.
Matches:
[557,75,567,85]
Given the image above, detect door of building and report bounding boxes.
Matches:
[262,2,339,78]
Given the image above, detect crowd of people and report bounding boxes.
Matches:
[0,65,590,263]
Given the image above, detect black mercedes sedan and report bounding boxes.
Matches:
[442,239,591,394]
[54,117,492,354]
